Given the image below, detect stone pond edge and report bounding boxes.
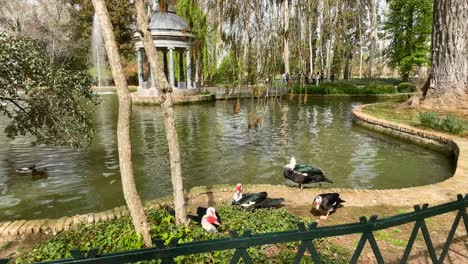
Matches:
[1,103,467,241]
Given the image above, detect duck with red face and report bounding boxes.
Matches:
[201,207,220,233]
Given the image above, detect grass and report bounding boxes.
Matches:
[361,102,468,137]
[375,230,407,247]
[13,205,350,264]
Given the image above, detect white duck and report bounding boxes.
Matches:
[201,207,220,233]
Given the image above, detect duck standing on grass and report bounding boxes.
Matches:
[312,193,345,220]
[284,157,332,190]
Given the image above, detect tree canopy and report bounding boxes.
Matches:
[0,33,98,147]
[383,0,432,80]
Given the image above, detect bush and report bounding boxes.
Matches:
[363,84,397,94]
[212,51,241,85]
[16,205,349,264]
[440,114,465,134]
[325,78,403,86]
[418,112,465,135]
[397,82,417,93]
[419,112,440,128]
[293,83,398,95]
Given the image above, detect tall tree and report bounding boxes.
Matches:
[134,0,188,225]
[414,0,468,109]
[91,0,152,247]
[283,0,290,75]
[383,0,432,81]
[367,0,377,78]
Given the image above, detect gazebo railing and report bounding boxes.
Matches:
[2,194,467,264]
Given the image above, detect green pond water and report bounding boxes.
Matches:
[0,95,455,221]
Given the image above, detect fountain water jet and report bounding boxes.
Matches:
[91,13,110,91]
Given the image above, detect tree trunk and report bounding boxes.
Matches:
[283,0,290,75]
[307,0,314,78]
[419,0,468,110]
[242,0,251,83]
[357,0,364,79]
[91,0,152,247]
[343,48,353,80]
[367,0,377,79]
[134,0,188,225]
[316,0,324,72]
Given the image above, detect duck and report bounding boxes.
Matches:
[283,157,332,190]
[15,165,36,174]
[188,206,222,228]
[200,207,221,233]
[231,183,284,209]
[312,193,345,220]
[164,206,221,233]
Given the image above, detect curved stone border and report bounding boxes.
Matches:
[1,104,467,242]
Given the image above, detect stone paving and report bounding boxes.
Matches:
[1,104,467,242]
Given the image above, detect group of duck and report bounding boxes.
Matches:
[17,157,345,233]
[194,157,345,233]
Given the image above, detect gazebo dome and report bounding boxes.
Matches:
[133,8,197,97]
[149,11,189,32]
[133,10,192,49]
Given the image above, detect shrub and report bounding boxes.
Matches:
[397,82,417,93]
[419,112,440,128]
[326,78,403,86]
[16,205,349,264]
[212,51,241,85]
[440,114,465,134]
[363,84,397,94]
[418,112,465,135]
[319,82,357,90]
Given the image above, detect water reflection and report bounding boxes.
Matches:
[0,95,454,220]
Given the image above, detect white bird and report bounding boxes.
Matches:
[201,207,220,233]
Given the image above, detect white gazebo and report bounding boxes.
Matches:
[133,8,197,97]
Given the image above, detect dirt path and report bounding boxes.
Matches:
[186,187,467,263]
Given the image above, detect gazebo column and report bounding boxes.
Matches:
[168,47,175,87]
[163,50,168,82]
[186,48,192,89]
[195,58,199,84]
[137,49,143,88]
[179,50,184,84]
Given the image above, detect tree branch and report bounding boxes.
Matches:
[0,96,28,113]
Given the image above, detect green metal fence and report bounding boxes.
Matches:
[2,194,467,264]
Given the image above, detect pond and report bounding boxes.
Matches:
[0,95,455,221]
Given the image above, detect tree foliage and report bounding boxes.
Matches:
[0,33,98,147]
[383,0,432,80]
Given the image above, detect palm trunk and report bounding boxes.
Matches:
[91,0,152,247]
[134,0,188,225]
